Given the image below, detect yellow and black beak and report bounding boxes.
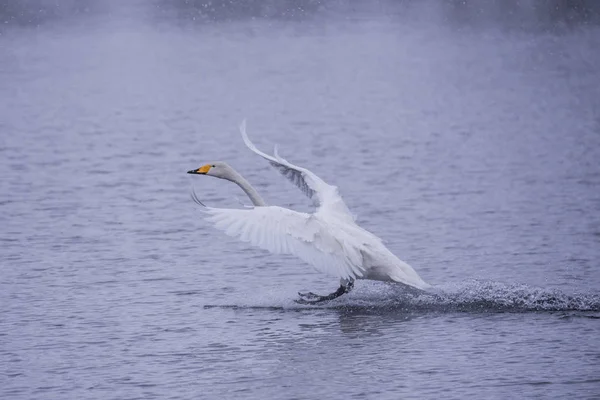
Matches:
[187,164,211,175]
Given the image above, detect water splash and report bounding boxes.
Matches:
[206,279,600,313]
[387,280,596,311]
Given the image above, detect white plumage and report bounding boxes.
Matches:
[189,121,430,296]
[203,206,365,280]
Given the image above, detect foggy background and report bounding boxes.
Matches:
[2,0,600,28]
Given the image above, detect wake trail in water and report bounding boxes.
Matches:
[371,280,600,312]
[205,279,600,313]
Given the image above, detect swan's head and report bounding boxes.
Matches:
[187,161,235,181]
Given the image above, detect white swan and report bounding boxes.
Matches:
[187,121,430,303]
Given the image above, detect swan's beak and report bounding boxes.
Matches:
[188,165,211,175]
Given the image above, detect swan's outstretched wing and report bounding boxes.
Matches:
[199,203,366,280]
[240,120,355,221]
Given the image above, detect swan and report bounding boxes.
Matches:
[187,121,430,304]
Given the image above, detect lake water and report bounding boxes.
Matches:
[1,1,600,399]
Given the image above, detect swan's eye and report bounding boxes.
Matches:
[211,165,216,168]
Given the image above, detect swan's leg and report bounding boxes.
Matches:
[296,279,354,304]
[298,279,353,300]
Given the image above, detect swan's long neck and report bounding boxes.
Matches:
[228,169,267,207]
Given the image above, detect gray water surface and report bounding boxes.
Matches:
[1,2,600,399]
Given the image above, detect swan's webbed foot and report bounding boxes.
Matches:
[297,290,321,300]
[295,280,354,305]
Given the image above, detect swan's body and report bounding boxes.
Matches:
[188,122,430,302]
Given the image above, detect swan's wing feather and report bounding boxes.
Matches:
[201,204,366,280]
[271,159,316,200]
[240,120,354,221]
[240,120,315,199]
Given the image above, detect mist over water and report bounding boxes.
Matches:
[3,0,600,26]
[1,1,600,399]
